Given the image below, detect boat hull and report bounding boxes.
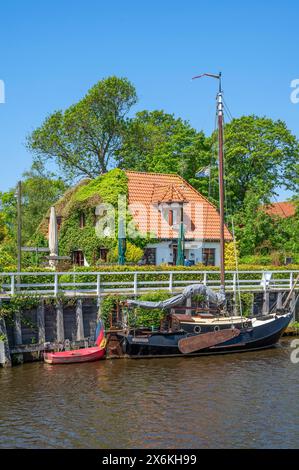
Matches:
[119,313,292,358]
[44,346,106,364]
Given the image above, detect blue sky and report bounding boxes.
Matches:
[0,0,298,199]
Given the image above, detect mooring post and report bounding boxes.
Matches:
[290,291,296,321]
[262,291,270,315]
[13,311,22,345]
[276,292,283,310]
[0,317,11,367]
[37,299,45,344]
[185,297,192,316]
[76,299,84,341]
[56,301,64,343]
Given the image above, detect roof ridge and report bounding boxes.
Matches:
[125,170,181,177]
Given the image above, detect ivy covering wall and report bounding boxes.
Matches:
[43,168,145,265]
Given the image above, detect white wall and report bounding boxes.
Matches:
[146,240,221,266]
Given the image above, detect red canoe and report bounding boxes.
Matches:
[44,319,106,364]
[44,344,106,364]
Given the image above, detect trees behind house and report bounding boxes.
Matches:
[24,76,299,261]
[27,76,137,181]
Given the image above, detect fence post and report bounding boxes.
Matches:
[54,273,58,297]
[10,275,15,296]
[203,272,207,286]
[134,273,138,296]
[169,272,173,293]
[96,274,101,296]
[290,272,293,290]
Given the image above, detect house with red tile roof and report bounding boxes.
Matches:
[261,201,296,219]
[42,169,232,267]
[126,171,232,266]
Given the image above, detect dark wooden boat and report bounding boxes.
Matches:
[116,309,292,358]
[114,73,295,359]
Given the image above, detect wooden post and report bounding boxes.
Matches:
[185,297,192,316]
[290,292,296,321]
[37,300,45,344]
[76,299,84,341]
[56,301,64,343]
[0,317,11,367]
[276,292,283,310]
[13,311,22,345]
[262,291,270,315]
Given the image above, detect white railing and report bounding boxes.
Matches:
[0,270,298,298]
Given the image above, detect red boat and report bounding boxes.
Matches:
[44,320,106,364]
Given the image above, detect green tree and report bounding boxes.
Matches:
[27,76,138,181]
[0,174,67,247]
[117,110,208,181]
[221,115,299,212]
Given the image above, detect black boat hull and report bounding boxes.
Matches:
[120,313,292,358]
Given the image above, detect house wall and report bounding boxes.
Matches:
[146,240,221,266]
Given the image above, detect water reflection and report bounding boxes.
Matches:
[0,339,298,448]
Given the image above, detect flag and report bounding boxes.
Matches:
[195,166,210,178]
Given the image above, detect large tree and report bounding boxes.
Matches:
[27,76,137,181]
[221,115,299,212]
[116,110,208,181]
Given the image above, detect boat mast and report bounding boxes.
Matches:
[192,72,226,294]
[217,73,225,292]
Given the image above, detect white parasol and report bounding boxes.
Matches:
[48,206,58,267]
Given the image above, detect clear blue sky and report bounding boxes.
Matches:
[0,0,298,199]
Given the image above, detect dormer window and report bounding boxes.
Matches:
[79,212,86,228]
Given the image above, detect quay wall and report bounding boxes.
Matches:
[0,291,298,367]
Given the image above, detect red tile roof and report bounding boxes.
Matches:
[125,171,232,240]
[262,201,296,219]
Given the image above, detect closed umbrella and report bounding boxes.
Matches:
[176,221,185,266]
[118,217,126,265]
[48,206,58,267]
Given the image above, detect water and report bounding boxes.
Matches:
[0,338,298,449]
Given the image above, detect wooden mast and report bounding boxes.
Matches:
[217,73,226,292]
[192,72,226,295]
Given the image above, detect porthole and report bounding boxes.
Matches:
[214,325,220,332]
[194,325,201,334]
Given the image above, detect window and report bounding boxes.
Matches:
[72,250,84,266]
[99,248,108,263]
[202,248,215,266]
[79,212,86,228]
[56,216,62,230]
[168,209,173,226]
[143,248,156,265]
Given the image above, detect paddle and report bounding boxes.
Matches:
[178,328,240,354]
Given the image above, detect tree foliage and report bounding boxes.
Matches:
[117,110,208,180]
[27,76,137,181]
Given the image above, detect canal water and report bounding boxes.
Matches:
[0,338,298,449]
